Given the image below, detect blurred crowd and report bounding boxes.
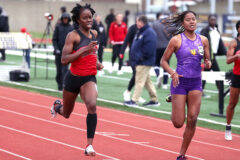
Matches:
[0,5,229,103]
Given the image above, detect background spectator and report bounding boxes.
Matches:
[20,27,32,69]
[108,13,127,74]
[95,14,106,75]
[123,10,130,27]
[152,12,172,89]
[121,23,146,103]
[124,15,159,107]
[0,6,9,62]
[200,14,226,97]
[52,12,74,91]
[105,8,115,45]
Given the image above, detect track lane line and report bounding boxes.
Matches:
[1,87,240,135]
[1,85,240,129]
[0,107,204,160]
[0,148,32,160]
[0,123,120,160]
[0,96,239,151]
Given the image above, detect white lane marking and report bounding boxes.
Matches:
[0,124,119,160]
[0,108,203,160]
[0,148,32,160]
[1,96,240,151]
[0,83,238,129]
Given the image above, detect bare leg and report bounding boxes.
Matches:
[171,94,187,128]
[59,89,78,118]
[80,81,98,145]
[180,90,201,155]
[226,87,240,125]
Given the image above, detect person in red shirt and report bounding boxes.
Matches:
[225,20,240,141]
[50,3,103,156]
[108,13,127,74]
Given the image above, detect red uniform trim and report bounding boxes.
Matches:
[70,46,97,76]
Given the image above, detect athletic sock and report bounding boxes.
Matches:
[86,113,97,138]
[226,124,231,131]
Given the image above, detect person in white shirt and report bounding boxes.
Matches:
[200,14,226,97]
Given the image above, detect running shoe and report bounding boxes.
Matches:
[85,144,96,156]
[139,97,146,103]
[202,93,211,98]
[176,155,187,160]
[225,125,232,141]
[124,100,138,107]
[143,101,160,107]
[50,100,62,118]
[117,70,123,75]
[123,90,131,101]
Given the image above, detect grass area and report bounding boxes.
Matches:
[1,50,240,134]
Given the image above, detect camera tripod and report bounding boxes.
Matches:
[39,20,54,48]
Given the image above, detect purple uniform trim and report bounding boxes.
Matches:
[176,33,204,78]
[171,77,202,95]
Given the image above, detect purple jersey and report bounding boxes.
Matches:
[175,33,204,78]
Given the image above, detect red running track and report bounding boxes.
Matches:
[0,86,239,160]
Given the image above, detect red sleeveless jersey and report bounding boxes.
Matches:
[233,38,240,75]
[70,30,97,76]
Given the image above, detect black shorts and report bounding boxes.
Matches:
[63,71,97,93]
[230,73,240,88]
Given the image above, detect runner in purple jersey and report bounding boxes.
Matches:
[161,11,211,160]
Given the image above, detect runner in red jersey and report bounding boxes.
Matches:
[50,3,103,156]
[225,20,240,141]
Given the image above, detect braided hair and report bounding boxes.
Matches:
[163,10,197,36]
[71,3,96,29]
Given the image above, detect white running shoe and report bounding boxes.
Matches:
[85,145,96,156]
[162,84,168,90]
[108,66,113,73]
[225,130,232,141]
[123,90,131,101]
[117,70,123,75]
[139,97,146,103]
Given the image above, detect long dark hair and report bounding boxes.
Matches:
[163,10,197,36]
[236,20,240,37]
[71,3,96,29]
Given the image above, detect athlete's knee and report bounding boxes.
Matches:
[85,100,96,113]
[187,115,198,128]
[172,119,184,128]
[173,122,184,128]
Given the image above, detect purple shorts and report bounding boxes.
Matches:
[171,77,202,95]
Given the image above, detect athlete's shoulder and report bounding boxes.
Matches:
[229,38,238,48]
[170,34,181,43]
[66,30,80,43]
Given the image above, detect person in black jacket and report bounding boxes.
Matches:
[52,12,74,91]
[95,15,106,75]
[104,8,115,45]
[0,7,9,62]
[200,14,226,97]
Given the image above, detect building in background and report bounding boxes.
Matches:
[0,0,239,37]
